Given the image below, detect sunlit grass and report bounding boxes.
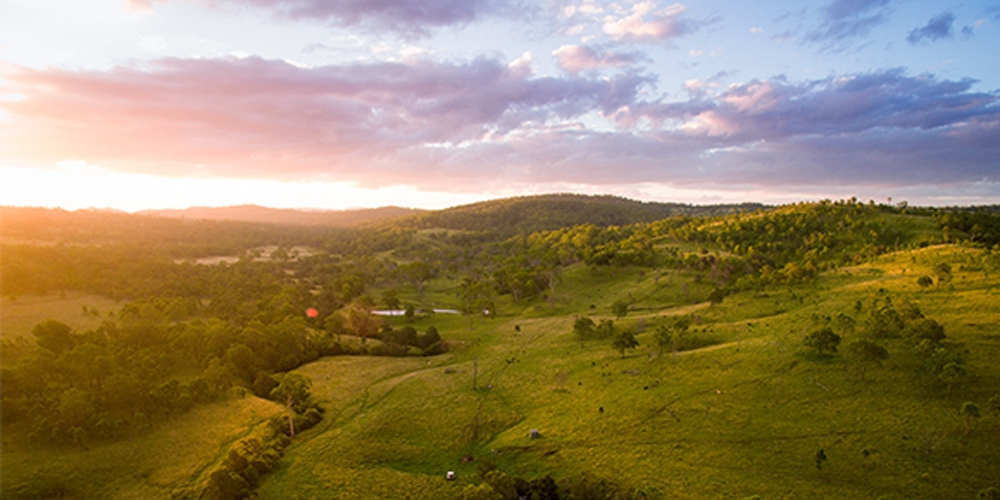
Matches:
[2,394,283,500]
[4,243,998,499]
[1,292,120,340]
[259,243,1000,499]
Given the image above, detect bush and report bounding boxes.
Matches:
[252,372,279,399]
[207,469,250,500]
[424,340,450,356]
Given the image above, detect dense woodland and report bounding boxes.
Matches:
[2,195,1000,500]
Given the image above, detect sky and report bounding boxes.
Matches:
[1,0,999,211]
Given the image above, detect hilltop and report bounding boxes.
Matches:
[392,193,765,237]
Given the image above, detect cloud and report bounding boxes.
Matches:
[907,12,955,45]
[0,56,651,184]
[609,70,1000,187]
[601,1,697,42]
[804,0,892,50]
[2,59,996,194]
[144,0,529,36]
[552,44,642,74]
[634,69,999,141]
[123,0,165,11]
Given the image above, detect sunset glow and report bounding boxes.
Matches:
[2,0,998,210]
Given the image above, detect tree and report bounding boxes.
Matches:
[269,372,313,436]
[833,312,856,336]
[252,371,279,398]
[980,487,1000,500]
[960,401,981,436]
[207,468,250,500]
[612,330,639,358]
[595,319,616,339]
[988,394,1000,420]
[804,327,840,357]
[707,287,726,305]
[32,319,77,355]
[396,261,434,297]
[653,325,671,357]
[844,340,889,380]
[226,343,258,382]
[917,275,933,288]
[418,326,441,349]
[905,318,945,345]
[939,362,967,400]
[380,289,400,310]
[657,315,691,359]
[934,262,952,285]
[611,298,630,319]
[344,301,379,343]
[460,278,495,318]
[573,317,596,342]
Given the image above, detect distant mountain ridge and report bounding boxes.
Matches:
[138,205,422,227]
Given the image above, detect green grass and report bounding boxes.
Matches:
[4,243,999,499]
[1,292,121,340]
[258,243,1000,499]
[1,393,284,500]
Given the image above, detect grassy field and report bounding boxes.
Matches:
[1,393,284,500]
[4,244,998,499]
[255,244,1000,499]
[1,292,121,340]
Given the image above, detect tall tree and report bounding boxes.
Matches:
[269,372,313,436]
[960,401,981,436]
[939,362,967,400]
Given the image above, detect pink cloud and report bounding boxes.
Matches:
[2,60,996,194]
[0,56,649,186]
[552,44,641,74]
[602,1,694,42]
[141,0,531,36]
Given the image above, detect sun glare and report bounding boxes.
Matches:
[0,161,486,212]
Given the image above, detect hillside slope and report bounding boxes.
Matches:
[392,194,765,236]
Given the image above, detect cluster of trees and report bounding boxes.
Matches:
[373,325,448,356]
[2,294,443,447]
[571,317,641,358]
[457,464,663,500]
[203,380,322,500]
[4,318,232,445]
[935,208,1000,246]
[800,291,972,394]
[398,194,759,239]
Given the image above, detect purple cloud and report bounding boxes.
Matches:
[804,0,892,50]
[907,12,955,45]
[157,0,530,36]
[0,56,652,182]
[1,57,996,194]
[552,44,643,74]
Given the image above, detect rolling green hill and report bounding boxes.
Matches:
[392,193,765,237]
[3,197,999,500]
